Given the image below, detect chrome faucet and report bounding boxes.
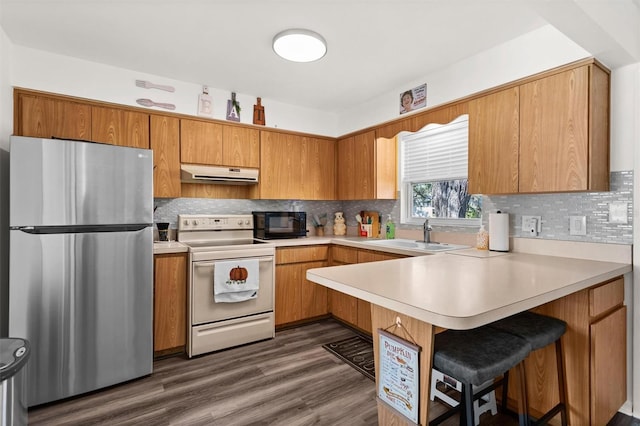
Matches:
[423,219,432,243]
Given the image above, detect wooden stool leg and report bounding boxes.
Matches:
[515,362,530,426]
[555,339,568,426]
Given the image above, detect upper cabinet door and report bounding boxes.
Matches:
[519,67,589,192]
[304,136,336,200]
[337,135,357,200]
[91,106,150,149]
[222,126,260,168]
[180,119,223,165]
[259,131,303,199]
[374,136,397,199]
[468,87,520,194]
[16,94,91,140]
[337,130,395,200]
[150,115,181,198]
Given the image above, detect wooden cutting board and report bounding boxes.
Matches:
[360,211,380,238]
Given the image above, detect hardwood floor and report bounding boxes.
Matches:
[29,319,632,425]
[29,320,377,425]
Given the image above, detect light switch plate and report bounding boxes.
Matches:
[569,215,586,236]
[609,202,628,224]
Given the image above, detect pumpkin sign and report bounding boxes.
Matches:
[229,266,248,282]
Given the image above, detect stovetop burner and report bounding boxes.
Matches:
[177,214,275,253]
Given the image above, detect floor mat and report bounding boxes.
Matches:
[322,335,375,381]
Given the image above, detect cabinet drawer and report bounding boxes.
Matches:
[276,245,329,265]
[331,246,358,264]
[589,277,623,318]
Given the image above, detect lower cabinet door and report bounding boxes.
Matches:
[329,289,359,326]
[591,306,627,426]
[154,254,187,353]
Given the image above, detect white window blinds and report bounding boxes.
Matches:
[400,114,469,183]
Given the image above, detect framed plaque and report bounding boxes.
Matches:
[377,329,421,424]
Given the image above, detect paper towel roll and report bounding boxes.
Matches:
[489,212,509,252]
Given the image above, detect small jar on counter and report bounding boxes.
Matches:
[476,225,489,250]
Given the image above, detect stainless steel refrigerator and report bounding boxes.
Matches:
[8,136,154,407]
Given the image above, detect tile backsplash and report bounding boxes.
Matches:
[481,171,633,244]
[155,171,632,245]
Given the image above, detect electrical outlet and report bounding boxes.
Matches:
[569,215,587,236]
[609,202,628,224]
[522,215,542,236]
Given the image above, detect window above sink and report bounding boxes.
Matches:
[398,114,482,227]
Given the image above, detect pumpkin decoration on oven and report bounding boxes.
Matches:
[229,265,248,282]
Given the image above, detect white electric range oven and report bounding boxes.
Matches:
[177,214,275,357]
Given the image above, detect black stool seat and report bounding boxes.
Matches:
[430,326,532,425]
[433,326,531,386]
[488,311,566,350]
[487,311,568,426]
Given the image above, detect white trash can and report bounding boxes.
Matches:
[0,338,30,426]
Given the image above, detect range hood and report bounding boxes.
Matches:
[180,164,259,185]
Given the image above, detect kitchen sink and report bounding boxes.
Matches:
[364,239,469,252]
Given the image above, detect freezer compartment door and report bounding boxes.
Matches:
[10,136,153,227]
[9,227,153,406]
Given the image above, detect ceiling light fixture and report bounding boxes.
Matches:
[272,29,327,63]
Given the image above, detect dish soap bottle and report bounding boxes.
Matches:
[476,224,489,250]
[385,215,395,239]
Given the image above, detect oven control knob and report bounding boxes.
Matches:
[237,220,243,225]
[193,220,199,226]
[245,220,250,225]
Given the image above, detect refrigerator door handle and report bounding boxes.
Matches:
[11,224,152,234]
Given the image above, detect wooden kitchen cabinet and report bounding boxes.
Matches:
[178,119,260,199]
[468,60,610,195]
[222,125,260,168]
[150,115,181,198]
[180,118,223,165]
[328,246,360,326]
[328,245,406,334]
[507,276,626,425]
[355,250,406,334]
[91,106,150,149]
[154,253,187,356]
[275,246,329,326]
[14,91,92,140]
[180,118,260,169]
[259,131,335,200]
[468,87,520,194]
[337,130,396,200]
[519,63,609,192]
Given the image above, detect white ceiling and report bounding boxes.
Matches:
[1,0,638,114]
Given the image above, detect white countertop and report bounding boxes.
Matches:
[153,241,188,254]
[306,251,631,330]
[257,236,439,257]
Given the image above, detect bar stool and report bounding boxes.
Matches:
[430,368,498,425]
[488,311,568,426]
[429,326,532,426]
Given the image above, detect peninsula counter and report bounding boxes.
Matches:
[306,250,632,425]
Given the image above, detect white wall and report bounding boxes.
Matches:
[10,46,338,137]
[611,64,638,171]
[338,24,634,173]
[337,26,590,135]
[0,24,12,336]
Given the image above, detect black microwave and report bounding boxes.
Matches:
[252,211,307,239]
